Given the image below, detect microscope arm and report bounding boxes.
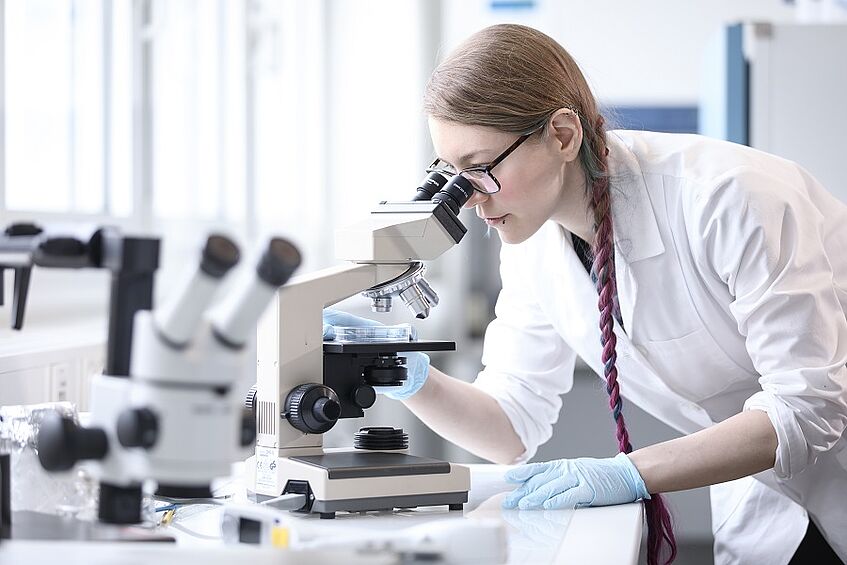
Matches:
[256,262,409,449]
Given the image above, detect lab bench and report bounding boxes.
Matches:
[0,464,642,565]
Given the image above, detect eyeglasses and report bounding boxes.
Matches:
[426,130,536,195]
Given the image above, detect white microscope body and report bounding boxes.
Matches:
[34,231,301,523]
[123,236,301,496]
[247,176,476,518]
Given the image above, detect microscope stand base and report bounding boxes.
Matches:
[305,489,469,519]
[247,450,471,518]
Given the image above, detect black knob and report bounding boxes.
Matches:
[284,384,341,434]
[352,385,376,409]
[37,413,109,471]
[117,408,158,449]
[4,222,43,237]
[313,397,341,423]
[240,408,256,447]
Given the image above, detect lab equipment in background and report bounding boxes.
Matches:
[36,231,301,523]
[1,452,9,540]
[0,225,302,526]
[0,403,95,518]
[246,170,476,518]
[0,222,44,329]
[700,22,847,202]
[221,502,508,564]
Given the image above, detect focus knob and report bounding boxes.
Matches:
[245,384,258,415]
[240,408,256,447]
[117,408,159,449]
[284,384,341,434]
[37,413,109,471]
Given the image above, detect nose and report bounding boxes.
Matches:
[463,190,489,209]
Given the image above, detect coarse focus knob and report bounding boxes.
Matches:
[117,408,159,449]
[37,413,109,471]
[240,408,256,447]
[245,384,258,414]
[284,383,341,434]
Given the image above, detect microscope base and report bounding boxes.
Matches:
[247,449,470,518]
[307,491,468,520]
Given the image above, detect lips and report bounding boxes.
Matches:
[483,213,509,226]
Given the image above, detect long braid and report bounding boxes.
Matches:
[588,117,677,565]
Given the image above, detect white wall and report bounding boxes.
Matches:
[442,0,795,105]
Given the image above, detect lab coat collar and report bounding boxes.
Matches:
[556,130,663,341]
[606,131,664,340]
[606,131,665,263]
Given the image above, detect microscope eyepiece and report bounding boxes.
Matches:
[432,174,475,216]
[211,237,302,349]
[257,238,302,287]
[413,170,451,201]
[200,234,240,278]
[153,234,240,348]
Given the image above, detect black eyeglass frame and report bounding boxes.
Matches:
[426,129,538,195]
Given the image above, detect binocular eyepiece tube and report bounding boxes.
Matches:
[413,170,475,215]
[154,234,241,347]
[211,237,302,348]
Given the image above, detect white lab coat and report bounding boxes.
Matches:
[472,130,847,564]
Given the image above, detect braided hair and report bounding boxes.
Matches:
[584,116,677,565]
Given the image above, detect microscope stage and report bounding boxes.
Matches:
[323,340,456,354]
[289,451,451,479]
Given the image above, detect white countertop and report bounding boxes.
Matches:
[0,464,642,565]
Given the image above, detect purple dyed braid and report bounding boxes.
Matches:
[589,118,677,565]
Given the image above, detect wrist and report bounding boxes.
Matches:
[615,452,651,501]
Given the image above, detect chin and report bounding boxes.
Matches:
[494,216,545,245]
[497,228,532,245]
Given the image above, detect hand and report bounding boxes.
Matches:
[322,308,430,400]
[501,453,650,510]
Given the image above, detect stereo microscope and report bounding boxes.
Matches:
[1,225,301,524]
[246,169,478,519]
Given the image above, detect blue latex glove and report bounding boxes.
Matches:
[322,308,430,400]
[502,453,651,510]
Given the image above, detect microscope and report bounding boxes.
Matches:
[0,225,301,524]
[246,169,478,519]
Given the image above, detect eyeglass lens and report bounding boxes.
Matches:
[460,169,500,194]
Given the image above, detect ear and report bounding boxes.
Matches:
[548,108,582,163]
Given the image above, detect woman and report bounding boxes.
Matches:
[325,24,846,565]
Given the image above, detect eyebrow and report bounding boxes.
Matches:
[444,150,491,169]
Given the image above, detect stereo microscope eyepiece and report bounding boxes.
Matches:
[257,238,302,287]
[431,174,475,216]
[201,234,241,277]
[154,234,241,348]
[211,237,302,348]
